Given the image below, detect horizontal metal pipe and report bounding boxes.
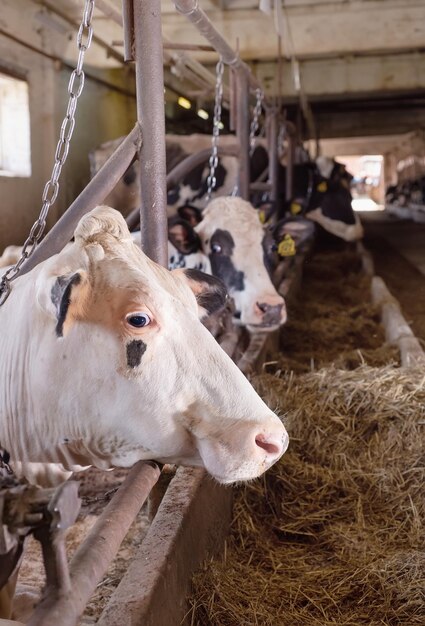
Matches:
[0,28,137,99]
[38,0,126,66]
[27,461,161,626]
[126,144,240,231]
[19,126,139,274]
[174,0,263,93]
[95,0,226,102]
[250,182,272,192]
[95,0,124,26]
[166,144,239,189]
[112,41,216,52]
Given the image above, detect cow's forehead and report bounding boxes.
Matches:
[199,197,263,243]
[109,249,196,305]
[68,233,196,315]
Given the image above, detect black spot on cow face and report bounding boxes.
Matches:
[209,229,245,292]
[126,340,147,368]
[123,164,137,187]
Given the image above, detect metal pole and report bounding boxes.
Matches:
[133,0,168,266]
[235,70,250,200]
[27,461,161,626]
[267,108,279,203]
[19,126,139,275]
[121,0,134,62]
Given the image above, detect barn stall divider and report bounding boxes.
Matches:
[0,1,295,624]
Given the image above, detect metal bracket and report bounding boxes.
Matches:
[0,478,81,597]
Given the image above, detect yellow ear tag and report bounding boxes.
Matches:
[290,202,302,215]
[278,234,296,257]
[259,210,266,224]
[317,181,328,192]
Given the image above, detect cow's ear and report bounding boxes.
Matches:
[36,269,90,337]
[177,204,204,227]
[274,218,315,248]
[50,271,90,337]
[256,201,276,225]
[174,268,228,319]
[168,218,202,255]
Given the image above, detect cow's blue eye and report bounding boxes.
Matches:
[211,243,222,254]
[126,313,151,328]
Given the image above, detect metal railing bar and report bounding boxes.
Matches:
[27,461,161,626]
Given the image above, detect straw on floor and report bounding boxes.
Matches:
[188,364,425,626]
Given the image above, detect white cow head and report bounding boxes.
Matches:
[0,207,288,484]
[177,198,287,332]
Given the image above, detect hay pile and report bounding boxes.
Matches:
[188,365,425,625]
[278,248,399,372]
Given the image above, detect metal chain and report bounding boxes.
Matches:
[0,0,96,306]
[249,88,264,156]
[206,57,224,203]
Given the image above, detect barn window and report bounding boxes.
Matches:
[0,73,31,177]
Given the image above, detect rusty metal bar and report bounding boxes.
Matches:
[267,109,279,202]
[235,69,250,200]
[27,461,161,626]
[126,144,240,232]
[18,126,139,275]
[133,0,168,266]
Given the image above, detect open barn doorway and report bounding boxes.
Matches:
[337,154,385,212]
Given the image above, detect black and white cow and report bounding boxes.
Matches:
[130,197,287,331]
[385,177,425,208]
[272,156,363,242]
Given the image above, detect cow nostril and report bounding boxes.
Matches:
[256,301,269,313]
[255,434,282,456]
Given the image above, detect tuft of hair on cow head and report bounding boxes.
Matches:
[168,215,202,255]
[50,271,90,337]
[177,204,204,227]
[173,268,228,320]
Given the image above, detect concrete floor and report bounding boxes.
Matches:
[360,210,425,276]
